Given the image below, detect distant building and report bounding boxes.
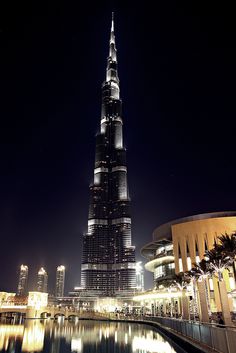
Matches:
[135,262,144,292]
[37,267,48,293]
[17,265,28,296]
[0,292,16,305]
[55,265,65,297]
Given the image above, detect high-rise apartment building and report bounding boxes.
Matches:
[37,267,48,293]
[55,265,65,298]
[81,14,136,296]
[17,264,28,296]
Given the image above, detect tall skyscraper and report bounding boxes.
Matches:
[37,267,48,293]
[81,14,136,296]
[55,265,65,298]
[17,264,28,296]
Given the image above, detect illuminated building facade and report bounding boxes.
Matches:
[37,267,48,293]
[81,14,136,296]
[0,292,16,305]
[136,212,236,315]
[17,264,28,296]
[136,262,144,292]
[55,265,65,298]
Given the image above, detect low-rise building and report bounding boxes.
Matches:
[134,211,236,318]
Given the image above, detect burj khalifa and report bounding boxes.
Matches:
[81,14,136,296]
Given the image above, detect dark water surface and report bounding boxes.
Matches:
[0,319,187,353]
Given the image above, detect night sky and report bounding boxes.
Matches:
[0,1,236,293]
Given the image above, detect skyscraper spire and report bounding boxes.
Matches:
[111,12,114,33]
[107,12,118,81]
[110,12,115,47]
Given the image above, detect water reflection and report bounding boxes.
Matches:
[22,321,45,352]
[0,319,184,353]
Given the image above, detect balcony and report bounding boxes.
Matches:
[154,249,173,260]
[145,252,175,273]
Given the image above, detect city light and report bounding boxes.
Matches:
[132,336,176,353]
[22,322,45,352]
[27,292,48,308]
[71,338,82,353]
[133,291,182,301]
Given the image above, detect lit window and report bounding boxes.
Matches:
[187,257,192,270]
[168,263,175,269]
[229,277,236,290]
[209,278,214,291]
[179,259,183,272]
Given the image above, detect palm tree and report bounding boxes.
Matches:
[218,233,236,281]
[157,274,190,319]
[188,260,211,323]
[205,247,232,325]
[157,278,175,317]
[173,273,190,320]
[185,270,198,321]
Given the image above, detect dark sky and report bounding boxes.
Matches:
[0,1,236,293]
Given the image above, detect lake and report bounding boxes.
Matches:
[0,319,187,353]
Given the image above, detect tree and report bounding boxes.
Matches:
[157,278,176,317]
[188,260,211,323]
[157,274,190,319]
[173,273,190,320]
[205,247,232,325]
[185,270,198,321]
[218,233,236,280]
[173,272,190,289]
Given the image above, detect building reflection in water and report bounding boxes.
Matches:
[0,321,44,352]
[0,320,178,353]
[132,333,177,353]
[22,321,45,352]
[0,325,24,351]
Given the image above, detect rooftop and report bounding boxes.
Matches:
[141,211,236,259]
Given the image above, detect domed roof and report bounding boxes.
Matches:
[141,211,236,259]
[153,211,236,241]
